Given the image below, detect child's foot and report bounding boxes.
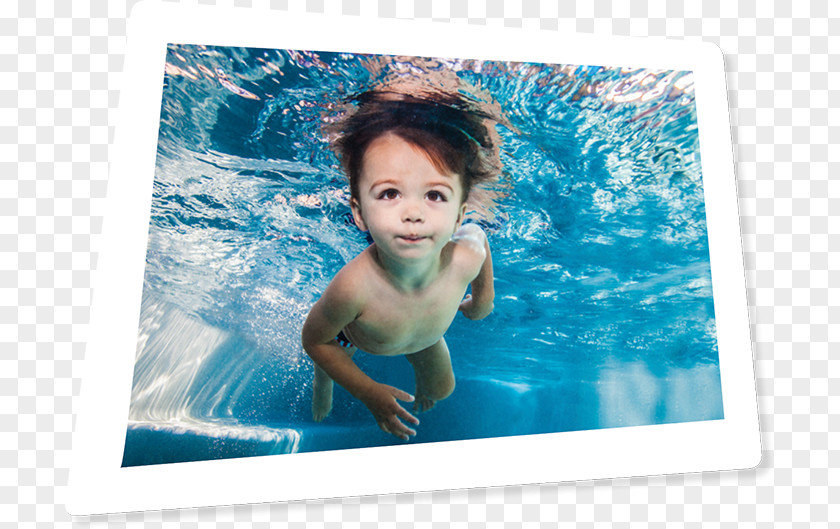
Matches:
[312,369,334,421]
[413,392,436,413]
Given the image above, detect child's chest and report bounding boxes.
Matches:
[349,272,469,355]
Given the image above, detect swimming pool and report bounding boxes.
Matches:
[122,45,722,466]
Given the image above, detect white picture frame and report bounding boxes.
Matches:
[67,1,760,515]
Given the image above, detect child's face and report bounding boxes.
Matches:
[351,133,467,262]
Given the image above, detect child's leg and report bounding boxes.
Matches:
[405,338,455,412]
[312,344,355,421]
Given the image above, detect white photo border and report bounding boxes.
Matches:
[67,1,760,515]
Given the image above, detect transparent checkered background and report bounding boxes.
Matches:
[2,0,836,526]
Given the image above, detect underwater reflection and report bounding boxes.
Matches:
[595,360,723,429]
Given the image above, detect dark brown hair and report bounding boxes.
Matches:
[328,90,502,204]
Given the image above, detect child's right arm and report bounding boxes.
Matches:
[301,275,420,440]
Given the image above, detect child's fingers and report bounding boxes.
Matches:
[385,386,419,421]
[378,418,416,440]
[368,385,420,438]
[390,387,415,403]
[395,404,420,426]
[387,387,420,425]
[394,420,417,439]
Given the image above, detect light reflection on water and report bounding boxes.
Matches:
[123,45,722,465]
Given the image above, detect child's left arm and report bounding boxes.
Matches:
[455,224,495,320]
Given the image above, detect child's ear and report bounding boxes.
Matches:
[456,202,468,227]
[350,198,368,231]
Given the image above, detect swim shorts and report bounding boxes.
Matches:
[335,330,354,348]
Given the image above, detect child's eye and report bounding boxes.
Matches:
[426,191,447,202]
[378,189,400,200]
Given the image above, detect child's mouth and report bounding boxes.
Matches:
[399,235,426,243]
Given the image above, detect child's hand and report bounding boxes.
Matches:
[458,294,494,320]
[358,383,420,441]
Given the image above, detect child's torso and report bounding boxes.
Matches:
[342,246,470,356]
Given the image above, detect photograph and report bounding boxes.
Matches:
[66,5,759,514]
[121,44,724,467]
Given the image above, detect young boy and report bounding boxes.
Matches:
[301,91,500,441]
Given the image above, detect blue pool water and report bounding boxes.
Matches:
[122,45,722,466]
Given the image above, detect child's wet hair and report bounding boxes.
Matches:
[329,90,502,204]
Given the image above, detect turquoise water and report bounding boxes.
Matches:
[122,45,722,466]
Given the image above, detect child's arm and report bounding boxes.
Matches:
[301,275,420,440]
[454,224,495,320]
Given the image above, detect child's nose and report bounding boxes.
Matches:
[402,202,424,223]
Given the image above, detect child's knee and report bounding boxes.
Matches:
[429,374,455,401]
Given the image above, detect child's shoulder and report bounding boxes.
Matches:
[450,224,488,280]
[323,247,375,304]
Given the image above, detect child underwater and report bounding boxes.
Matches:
[301,90,504,440]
